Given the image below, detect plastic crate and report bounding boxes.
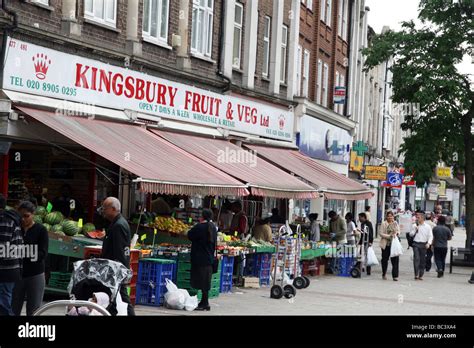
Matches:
[188,287,220,301]
[135,258,176,307]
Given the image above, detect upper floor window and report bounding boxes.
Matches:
[337,0,349,40]
[280,25,288,83]
[301,0,312,10]
[33,0,49,5]
[191,0,214,58]
[320,0,332,26]
[262,16,271,77]
[322,63,329,107]
[302,49,310,97]
[84,0,117,27]
[233,3,244,68]
[143,0,170,45]
[316,59,322,104]
[296,45,302,95]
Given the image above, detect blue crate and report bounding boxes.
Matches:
[135,259,176,306]
[220,279,233,293]
[260,276,271,286]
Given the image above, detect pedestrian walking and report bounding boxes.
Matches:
[187,209,217,311]
[424,212,437,272]
[0,194,23,316]
[379,211,400,281]
[100,197,135,316]
[12,201,48,316]
[357,213,374,275]
[432,215,452,278]
[409,211,433,280]
[344,213,357,245]
[328,211,347,245]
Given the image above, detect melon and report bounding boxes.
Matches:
[62,220,80,236]
[33,215,43,224]
[42,223,51,232]
[81,223,96,236]
[45,212,64,225]
[55,231,66,236]
[36,206,47,218]
[51,224,63,233]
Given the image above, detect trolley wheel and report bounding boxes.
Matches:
[293,277,306,289]
[283,284,296,299]
[270,285,283,299]
[350,267,361,278]
[302,276,310,288]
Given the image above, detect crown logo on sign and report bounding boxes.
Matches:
[278,115,285,130]
[32,53,51,80]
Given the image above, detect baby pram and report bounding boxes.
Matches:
[34,258,132,316]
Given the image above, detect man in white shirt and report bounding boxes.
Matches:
[409,211,434,280]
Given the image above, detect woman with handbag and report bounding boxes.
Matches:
[187,209,218,311]
[379,211,400,281]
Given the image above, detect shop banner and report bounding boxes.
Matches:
[436,167,452,179]
[2,37,294,141]
[333,86,346,104]
[438,180,446,196]
[349,151,364,172]
[364,166,387,180]
[446,188,454,202]
[401,170,416,186]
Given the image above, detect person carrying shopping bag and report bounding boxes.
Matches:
[379,211,400,281]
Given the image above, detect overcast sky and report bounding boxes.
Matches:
[365,0,473,79]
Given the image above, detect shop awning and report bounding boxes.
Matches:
[17,107,249,197]
[151,130,318,199]
[245,144,373,201]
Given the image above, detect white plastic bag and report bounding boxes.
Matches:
[184,295,199,311]
[165,278,178,292]
[164,279,185,310]
[366,246,379,266]
[115,291,128,316]
[390,235,404,258]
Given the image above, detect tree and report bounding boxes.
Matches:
[362,0,473,249]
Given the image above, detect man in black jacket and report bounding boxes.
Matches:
[0,195,23,316]
[100,197,135,316]
[358,213,374,276]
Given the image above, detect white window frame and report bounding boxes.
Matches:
[322,63,329,107]
[334,71,340,112]
[280,25,288,83]
[84,0,117,27]
[233,2,244,68]
[296,45,302,96]
[316,60,323,104]
[342,0,349,40]
[262,16,271,77]
[337,0,343,36]
[33,0,49,5]
[320,0,326,22]
[142,0,170,46]
[302,49,310,97]
[191,0,214,58]
[326,0,332,26]
[307,0,313,11]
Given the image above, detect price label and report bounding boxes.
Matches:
[140,234,146,241]
[302,234,305,238]
[293,234,297,238]
[158,251,163,255]
[188,217,193,223]
[46,202,53,213]
[77,219,83,228]
[172,252,178,256]
[234,231,238,237]
[154,228,157,235]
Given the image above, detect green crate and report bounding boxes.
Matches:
[178,253,191,261]
[178,262,192,272]
[178,276,220,289]
[188,287,220,301]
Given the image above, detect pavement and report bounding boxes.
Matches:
[36,227,473,316]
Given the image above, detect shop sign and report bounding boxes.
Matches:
[436,167,452,179]
[428,193,438,201]
[333,86,346,104]
[438,180,446,196]
[446,189,453,202]
[349,151,364,172]
[453,189,460,201]
[427,183,439,195]
[2,37,294,141]
[364,166,387,180]
[299,115,352,165]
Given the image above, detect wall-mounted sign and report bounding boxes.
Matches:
[333,86,346,104]
[350,151,364,172]
[436,167,452,179]
[402,171,416,186]
[299,115,352,165]
[2,37,294,141]
[364,166,387,180]
[438,180,446,196]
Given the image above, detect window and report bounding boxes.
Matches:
[262,16,271,77]
[280,25,288,83]
[337,0,343,36]
[342,0,349,40]
[84,0,117,27]
[233,3,243,68]
[326,0,332,26]
[33,0,49,5]
[339,74,345,114]
[296,45,302,95]
[320,0,326,21]
[191,0,214,58]
[143,0,169,45]
[334,71,340,112]
[322,63,329,107]
[316,59,322,104]
[302,49,310,97]
[307,0,313,11]
[338,0,348,40]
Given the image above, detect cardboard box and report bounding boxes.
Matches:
[319,264,326,275]
[243,277,260,289]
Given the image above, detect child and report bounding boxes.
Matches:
[67,292,110,316]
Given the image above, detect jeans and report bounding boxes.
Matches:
[381,246,399,278]
[425,248,433,271]
[0,282,15,316]
[12,273,46,316]
[412,242,427,278]
[434,247,448,272]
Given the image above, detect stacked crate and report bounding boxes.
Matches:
[49,272,72,290]
[243,253,272,286]
[135,258,176,306]
[272,237,300,278]
[219,255,234,293]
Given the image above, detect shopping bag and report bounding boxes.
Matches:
[164,279,185,310]
[115,291,129,316]
[165,278,179,293]
[390,236,404,258]
[366,246,379,266]
[184,295,199,311]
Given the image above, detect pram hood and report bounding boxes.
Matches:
[68,258,132,301]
